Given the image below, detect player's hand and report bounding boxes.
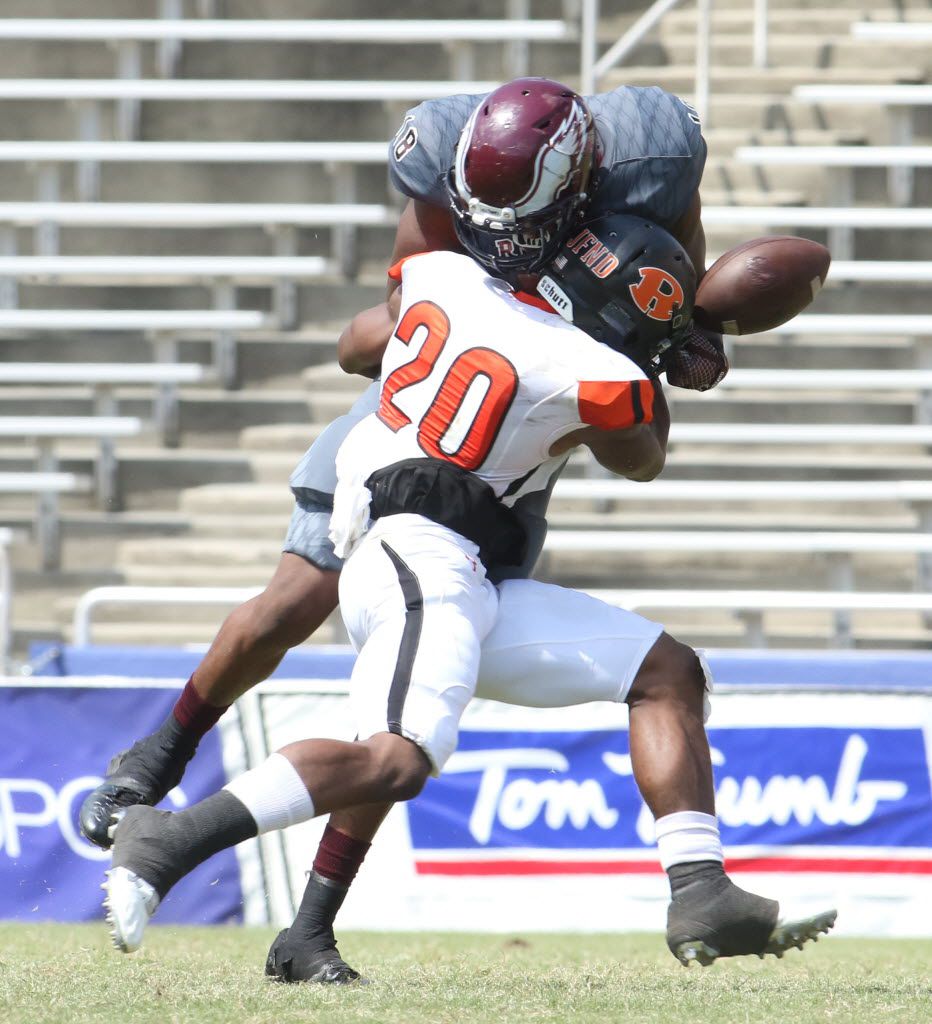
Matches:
[665,324,729,391]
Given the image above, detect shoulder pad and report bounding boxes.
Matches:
[587,86,706,228]
[388,92,487,206]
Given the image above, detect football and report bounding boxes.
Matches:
[693,235,831,335]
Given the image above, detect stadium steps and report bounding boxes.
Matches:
[658,2,931,23]
[662,451,932,480]
[174,501,918,536]
[50,605,932,652]
[110,537,923,596]
[5,0,929,652]
[179,482,293,517]
[654,12,929,36]
[239,422,322,452]
[690,95,909,133]
[57,617,346,647]
[726,337,917,369]
[699,157,903,204]
[177,480,922,526]
[547,508,916,531]
[657,0,931,16]
[701,127,866,157]
[113,557,920,605]
[659,35,932,72]
[685,187,808,206]
[604,63,927,95]
[0,386,321,435]
[534,549,920,593]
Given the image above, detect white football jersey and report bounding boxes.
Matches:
[331,250,655,557]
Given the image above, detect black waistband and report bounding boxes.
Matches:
[365,458,528,568]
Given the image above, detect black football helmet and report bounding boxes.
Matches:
[536,213,696,375]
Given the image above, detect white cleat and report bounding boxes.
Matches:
[102,866,160,953]
[762,908,837,958]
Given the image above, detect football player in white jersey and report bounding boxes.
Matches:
[82,79,730,983]
[104,214,835,968]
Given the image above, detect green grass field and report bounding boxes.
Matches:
[0,924,929,1024]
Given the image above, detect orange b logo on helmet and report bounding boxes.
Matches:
[628,267,685,322]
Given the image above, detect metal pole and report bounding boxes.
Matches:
[753,0,769,69]
[579,0,599,94]
[506,0,531,79]
[592,0,683,85]
[694,0,712,128]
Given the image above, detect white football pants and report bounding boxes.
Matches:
[338,514,664,773]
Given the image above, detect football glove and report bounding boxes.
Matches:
[665,325,729,391]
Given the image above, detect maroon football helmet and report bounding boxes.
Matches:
[447,77,596,276]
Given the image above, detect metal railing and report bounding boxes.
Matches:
[580,0,773,125]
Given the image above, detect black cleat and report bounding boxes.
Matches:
[79,718,198,850]
[666,862,836,967]
[265,928,366,985]
[81,777,156,850]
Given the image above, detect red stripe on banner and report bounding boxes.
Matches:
[727,857,932,875]
[415,857,932,877]
[416,859,662,876]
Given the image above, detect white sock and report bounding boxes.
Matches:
[223,752,315,835]
[654,810,724,871]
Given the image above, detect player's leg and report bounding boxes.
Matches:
[477,580,836,965]
[267,569,664,985]
[105,731,428,953]
[104,526,497,955]
[265,802,391,984]
[266,529,499,977]
[79,540,340,848]
[265,493,563,983]
[626,637,835,964]
[80,388,382,849]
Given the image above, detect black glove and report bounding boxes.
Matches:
[665,325,729,391]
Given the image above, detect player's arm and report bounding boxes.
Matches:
[668,190,707,281]
[584,381,669,480]
[386,198,462,295]
[666,190,732,391]
[337,287,402,378]
[338,199,462,378]
[550,379,669,481]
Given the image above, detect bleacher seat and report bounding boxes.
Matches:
[0,2,929,654]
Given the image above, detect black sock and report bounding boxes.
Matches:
[286,871,352,953]
[112,714,200,790]
[665,860,778,956]
[113,790,258,899]
[667,859,727,899]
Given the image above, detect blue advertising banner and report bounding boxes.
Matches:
[6,649,932,935]
[408,722,932,877]
[0,683,243,923]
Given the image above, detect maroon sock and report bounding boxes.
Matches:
[172,677,230,740]
[312,823,372,887]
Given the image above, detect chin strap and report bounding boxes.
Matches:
[665,325,729,391]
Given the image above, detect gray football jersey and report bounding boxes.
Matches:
[388,85,705,231]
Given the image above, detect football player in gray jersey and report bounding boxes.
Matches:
[389,84,706,269]
[82,78,732,982]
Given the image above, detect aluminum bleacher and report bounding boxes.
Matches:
[0,309,263,399]
[0,420,124,570]
[0,18,572,84]
[1,1,929,655]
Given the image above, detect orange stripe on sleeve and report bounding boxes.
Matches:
[387,251,432,281]
[577,379,655,430]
